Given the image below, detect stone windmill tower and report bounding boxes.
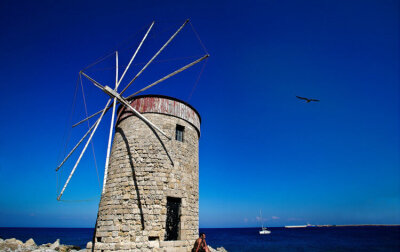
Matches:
[92,95,201,251]
[55,20,208,251]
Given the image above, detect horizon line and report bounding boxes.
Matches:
[1,224,399,229]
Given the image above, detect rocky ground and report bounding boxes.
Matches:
[0,238,84,252]
[0,238,227,252]
[208,246,228,252]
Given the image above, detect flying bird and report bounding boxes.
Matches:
[296,96,320,103]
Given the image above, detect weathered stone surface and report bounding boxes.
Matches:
[0,237,87,252]
[24,238,36,247]
[85,241,92,249]
[93,96,201,251]
[6,238,24,246]
[58,244,81,252]
[49,239,59,250]
[208,246,228,252]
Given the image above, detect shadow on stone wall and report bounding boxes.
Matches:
[119,112,174,166]
[91,217,98,252]
[148,124,174,166]
[116,127,145,230]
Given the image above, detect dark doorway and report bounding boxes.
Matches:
[165,197,181,241]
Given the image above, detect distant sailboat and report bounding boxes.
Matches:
[259,210,271,235]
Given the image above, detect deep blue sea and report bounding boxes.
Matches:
[0,226,399,251]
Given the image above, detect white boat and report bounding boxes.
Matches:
[258,210,271,235]
[259,227,271,234]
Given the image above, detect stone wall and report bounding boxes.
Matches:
[92,96,200,252]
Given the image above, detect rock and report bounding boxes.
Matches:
[208,246,216,252]
[2,238,23,250]
[0,243,9,251]
[0,238,87,252]
[25,238,36,247]
[40,243,52,248]
[70,245,82,250]
[208,246,228,252]
[59,245,70,252]
[86,241,92,249]
[58,244,81,252]
[5,238,23,245]
[4,238,15,243]
[49,239,60,250]
[0,237,90,252]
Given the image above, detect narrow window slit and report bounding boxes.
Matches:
[175,125,184,142]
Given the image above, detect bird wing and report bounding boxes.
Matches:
[310,99,320,102]
[296,96,307,100]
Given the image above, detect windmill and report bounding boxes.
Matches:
[55,19,209,201]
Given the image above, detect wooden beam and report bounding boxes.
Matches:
[120,19,190,96]
[103,86,171,139]
[128,54,209,98]
[57,99,112,201]
[117,21,155,87]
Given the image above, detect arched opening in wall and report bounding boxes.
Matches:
[165,197,181,240]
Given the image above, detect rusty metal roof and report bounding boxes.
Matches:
[117,95,201,136]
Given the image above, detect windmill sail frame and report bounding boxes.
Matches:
[56,19,209,201]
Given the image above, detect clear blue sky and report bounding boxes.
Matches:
[0,0,398,228]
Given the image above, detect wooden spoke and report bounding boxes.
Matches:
[57,98,112,201]
[81,72,105,90]
[102,50,119,195]
[102,86,170,139]
[120,19,189,96]
[127,54,209,98]
[56,115,101,172]
[72,106,112,128]
[118,21,155,87]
